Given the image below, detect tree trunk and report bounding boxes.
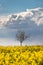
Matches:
[20,42,22,46]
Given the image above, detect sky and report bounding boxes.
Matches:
[0,0,43,15]
[0,0,43,46]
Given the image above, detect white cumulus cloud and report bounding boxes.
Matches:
[0,7,43,29]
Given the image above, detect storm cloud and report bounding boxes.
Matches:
[0,7,43,45]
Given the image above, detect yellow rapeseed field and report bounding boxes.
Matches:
[0,46,43,65]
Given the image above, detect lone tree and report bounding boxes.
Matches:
[16,30,29,46]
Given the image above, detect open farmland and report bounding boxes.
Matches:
[0,46,43,65]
